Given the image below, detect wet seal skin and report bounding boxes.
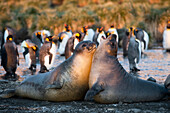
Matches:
[0,41,97,102]
[85,34,169,104]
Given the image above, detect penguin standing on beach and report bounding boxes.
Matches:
[39,36,57,73]
[65,32,82,59]
[57,32,70,55]
[134,28,149,55]
[93,27,106,46]
[122,28,131,58]
[1,35,19,80]
[163,20,170,52]
[63,24,72,38]
[21,39,38,74]
[82,26,95,42]
[31,31,44,58]
[128,28,141,73]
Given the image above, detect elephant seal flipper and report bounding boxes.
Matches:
[45,76,64,89]
[85,81,104,101]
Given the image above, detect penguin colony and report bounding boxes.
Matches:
[1,23,169,77]
[0,22,170,103]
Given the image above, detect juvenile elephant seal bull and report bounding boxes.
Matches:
[85,34,169,104]
[0,41,96,101]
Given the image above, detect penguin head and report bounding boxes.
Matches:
[110,24,115,28]
[98,27,104,33]
[106,31,111,38]
[32,45,38,51]
[6,35,13,42]
[81,26,88,34]
[35,31,43,43]
[64,24,71,32]
[45,36,53,43]
[75,33,81,41]
[58,32,66,42]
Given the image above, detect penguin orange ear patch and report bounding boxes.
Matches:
[81,28,84,33]
[46,38,49,42]
[61,36,63,40]
[9,38,13,41]
[32,46,37,50]
[75,33,80,37]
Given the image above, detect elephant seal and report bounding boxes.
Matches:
[0,41,96,101]
[85,34,169,104]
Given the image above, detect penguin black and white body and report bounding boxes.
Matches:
[82,26,95,42]
[122,28,131,58]
[39,36,57,73]
[57,32,70,55]
[128,29,141,73]
[65,32,82,59]
[93,27,106,46]
[135,28,149,54]
[31,31,44,57]
[21,39,38,73]
[63,24,72,38]
[1,35,19,79]
[163,21,170,52]
[108,25,119,43]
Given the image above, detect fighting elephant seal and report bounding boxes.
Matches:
[85,34,169,104]
[0,41,96,101]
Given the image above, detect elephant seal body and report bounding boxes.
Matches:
[1,41,96,101]
[85,34,169,104]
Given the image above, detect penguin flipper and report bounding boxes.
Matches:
[48,51,53,64]
[1,46,7,67]
[16,47,19,65]
[0,89,16,98]
[85,82,104,101]
[45,76,64,89]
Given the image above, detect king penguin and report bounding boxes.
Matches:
[128,28,141,73]
[163,20,170,52]
[93,27,106,46]
[63,24,72,38]
[31,31,44,58]
[1,35,19,80]
[57,32,70,55]
[21,39,38,74]
[122,28,131,58]
[39,36,57,73]
[82,26,95,42]
[65,32,82,59]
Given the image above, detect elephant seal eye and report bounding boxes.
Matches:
[82,44,87,48]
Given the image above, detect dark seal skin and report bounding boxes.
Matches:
[0,41,97,102]
[85,34,169,104]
